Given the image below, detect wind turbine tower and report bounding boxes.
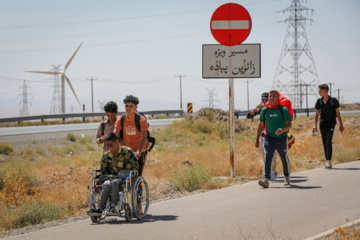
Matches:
[18,80,32,116]
[27,42,83,113]
[271,0,320,108]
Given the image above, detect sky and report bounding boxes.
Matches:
[0,0,359,118]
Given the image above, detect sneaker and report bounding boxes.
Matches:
[109,206,117,214]
[284,177,291,186]
[325,160,332,169]
[90,208,102,214]
[258,178,269,188]
[271,171,278,181]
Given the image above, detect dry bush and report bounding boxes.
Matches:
[0,169,40,208]
[0,142,13,155]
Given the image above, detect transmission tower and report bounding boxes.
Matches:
[18,80,32,116]
[98,100,105,111]
[272,0,320,109]
[50,65,62,114]
[204,87,219,108]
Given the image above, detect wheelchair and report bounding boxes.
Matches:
[87,170,150,223]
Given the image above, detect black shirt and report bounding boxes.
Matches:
[315,96,340,126]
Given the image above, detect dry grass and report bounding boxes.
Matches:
[0,110,359,232]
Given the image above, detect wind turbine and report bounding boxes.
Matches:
[27,42,83,113]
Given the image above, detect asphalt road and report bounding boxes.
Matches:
[6,160,360,240]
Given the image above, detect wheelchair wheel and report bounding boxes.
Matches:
[90,189,101,210]
[124,203,132,222]
[90,216,100,223]
[131,176,150,220]
[89,189,101,223]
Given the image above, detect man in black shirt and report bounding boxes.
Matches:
[313,84,344,169]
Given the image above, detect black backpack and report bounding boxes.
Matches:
[101,118,117,136]
[119,111,156,152]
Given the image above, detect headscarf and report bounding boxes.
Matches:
[264,90,293,118]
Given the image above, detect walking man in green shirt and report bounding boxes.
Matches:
[255,90,292,188]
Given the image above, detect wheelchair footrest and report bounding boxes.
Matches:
[87,211,102,217]
[105,211,119,216]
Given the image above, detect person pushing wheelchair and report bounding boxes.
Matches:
[90,132,139,214]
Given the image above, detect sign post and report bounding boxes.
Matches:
[207,3,254,178]
[229,78,235,177]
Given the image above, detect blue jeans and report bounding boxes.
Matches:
[263,135,290,179]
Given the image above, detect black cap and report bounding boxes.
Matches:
[261,92,269,100]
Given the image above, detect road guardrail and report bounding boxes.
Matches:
[0,110,184,124]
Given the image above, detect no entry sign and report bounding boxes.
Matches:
[210,3,252,46]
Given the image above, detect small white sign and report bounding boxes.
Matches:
[202,44,261,78]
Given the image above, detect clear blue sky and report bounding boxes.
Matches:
[0,0,359,117]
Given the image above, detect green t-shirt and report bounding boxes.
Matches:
[259,106,292,138]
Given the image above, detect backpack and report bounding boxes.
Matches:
[319,97,336,115]
[119,111,156,152]
[101,117,117,135]
[263,105,295,149]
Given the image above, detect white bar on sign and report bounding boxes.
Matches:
[212,20,249,30]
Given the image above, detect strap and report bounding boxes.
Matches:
[120,114,126,139]
[134,112,141,132]
[101,121,106,136]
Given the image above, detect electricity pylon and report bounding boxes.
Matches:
[272,0,320,109]
[18,80,32,116]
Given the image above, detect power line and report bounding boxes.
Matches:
[0,9,212,30]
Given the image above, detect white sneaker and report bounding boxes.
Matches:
[325,160,332,169]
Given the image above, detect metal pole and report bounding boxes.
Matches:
[176,75,185,110]
[299,84,303,109]
[61,75,65,113]
[86,77,97,113]
[229,78,235,178]
[180,75,182,110]
[306,84,309,117]
[246,80,249,111]
[91,78,94,113]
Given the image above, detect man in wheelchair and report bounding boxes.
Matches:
[90,132,139,214]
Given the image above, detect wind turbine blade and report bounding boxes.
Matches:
[64,42,83,72]
[64,74,81,107]
[26,71,60,75]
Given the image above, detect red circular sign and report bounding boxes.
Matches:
[210,3,252,46]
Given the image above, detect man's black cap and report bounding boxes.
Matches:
[261,92,269,99]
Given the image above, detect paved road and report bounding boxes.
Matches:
[7,161,360,240]
[0,118,180,136]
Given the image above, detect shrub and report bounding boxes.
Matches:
[0,171,5,191]
[0,200,65,231]
[0,169,40,207]
[79,135,92,145]
[192,117,212,134]
[36,146,46,156]
[0,142,13,155]
[66,133,76,142]
[169,163,212,192]
[87,143,95,151]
